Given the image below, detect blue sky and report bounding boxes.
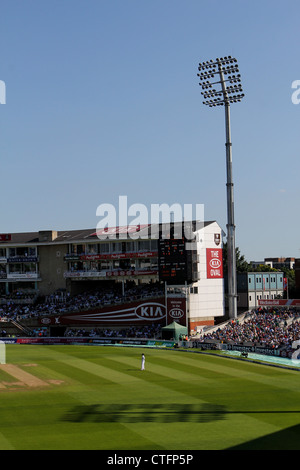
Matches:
[0,0,299,262]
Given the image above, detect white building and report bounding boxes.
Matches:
[188,221,225,331]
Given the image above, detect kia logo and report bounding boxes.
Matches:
[135,303,166,320]
[209,258,221,269]
[169,308,184,319]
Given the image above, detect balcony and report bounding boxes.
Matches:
[64,250,158,261]
[7,256,39,263]
[64,268,158,279]
[6,272,41,280]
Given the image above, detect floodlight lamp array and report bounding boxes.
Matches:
[197,56,244,107]
[203,93,244,107]
[198,56,237,71]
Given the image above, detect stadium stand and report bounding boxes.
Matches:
[198,307,300,354]
[0,282,164,321]
[1,283,300,359]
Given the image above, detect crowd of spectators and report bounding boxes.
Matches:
[1,285,300,354]
[64,323,161,339]
[0,290,37,303]
[199,307,300,352]
[0,282,164,321]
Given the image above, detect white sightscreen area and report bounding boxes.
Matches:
[0,340,6,364]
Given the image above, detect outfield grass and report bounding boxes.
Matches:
[0,344,300,450]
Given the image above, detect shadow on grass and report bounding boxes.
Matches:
[63,404,300,426]
[62,405,300,448]
[62,403,300,450]
[227,423,300,450]
[62,403,227,423]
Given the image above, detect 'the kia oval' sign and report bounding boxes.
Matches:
[206,248,223,279]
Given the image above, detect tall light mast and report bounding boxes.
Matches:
[197,56,244,319]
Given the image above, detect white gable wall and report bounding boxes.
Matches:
[188,221,225,331]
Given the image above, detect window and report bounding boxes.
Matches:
[70,261,84,271]
[90,261,99,272]
[23,263,36,273]
[138,240,151,251]
[28,247,36,256]
[124,241,135,252]
[100,261,110,270]
[8,263,37,274]
[9,248,16,257]
[99,243,110,254]
[139,259,151,269]
[112,242,122,253]
[87,244,98,254]
[150,240,158,251]
[72,244,85,255]
[9,263,22,273]
[150,259,158,269]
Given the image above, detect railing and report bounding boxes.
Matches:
[64,268,158,279]
[10,319,32,336]
[6,273,40,280]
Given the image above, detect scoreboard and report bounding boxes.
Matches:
[158,237,187,284]
[158,224,198,284]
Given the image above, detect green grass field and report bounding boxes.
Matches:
[1,344,300,450]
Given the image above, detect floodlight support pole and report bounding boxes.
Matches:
[219,63,237,320]
[224,102,237,320]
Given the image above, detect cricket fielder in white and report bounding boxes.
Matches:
[141,353,145,370]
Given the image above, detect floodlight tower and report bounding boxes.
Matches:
[197,56,244,320]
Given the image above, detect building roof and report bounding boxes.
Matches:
[0,221,217,246]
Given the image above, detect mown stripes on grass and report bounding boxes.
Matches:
[1,344,300,450]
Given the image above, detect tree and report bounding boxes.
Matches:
[223,242,279,274]
[248,263,277,272]
[282,269,296,299]
[222,242,249,274]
